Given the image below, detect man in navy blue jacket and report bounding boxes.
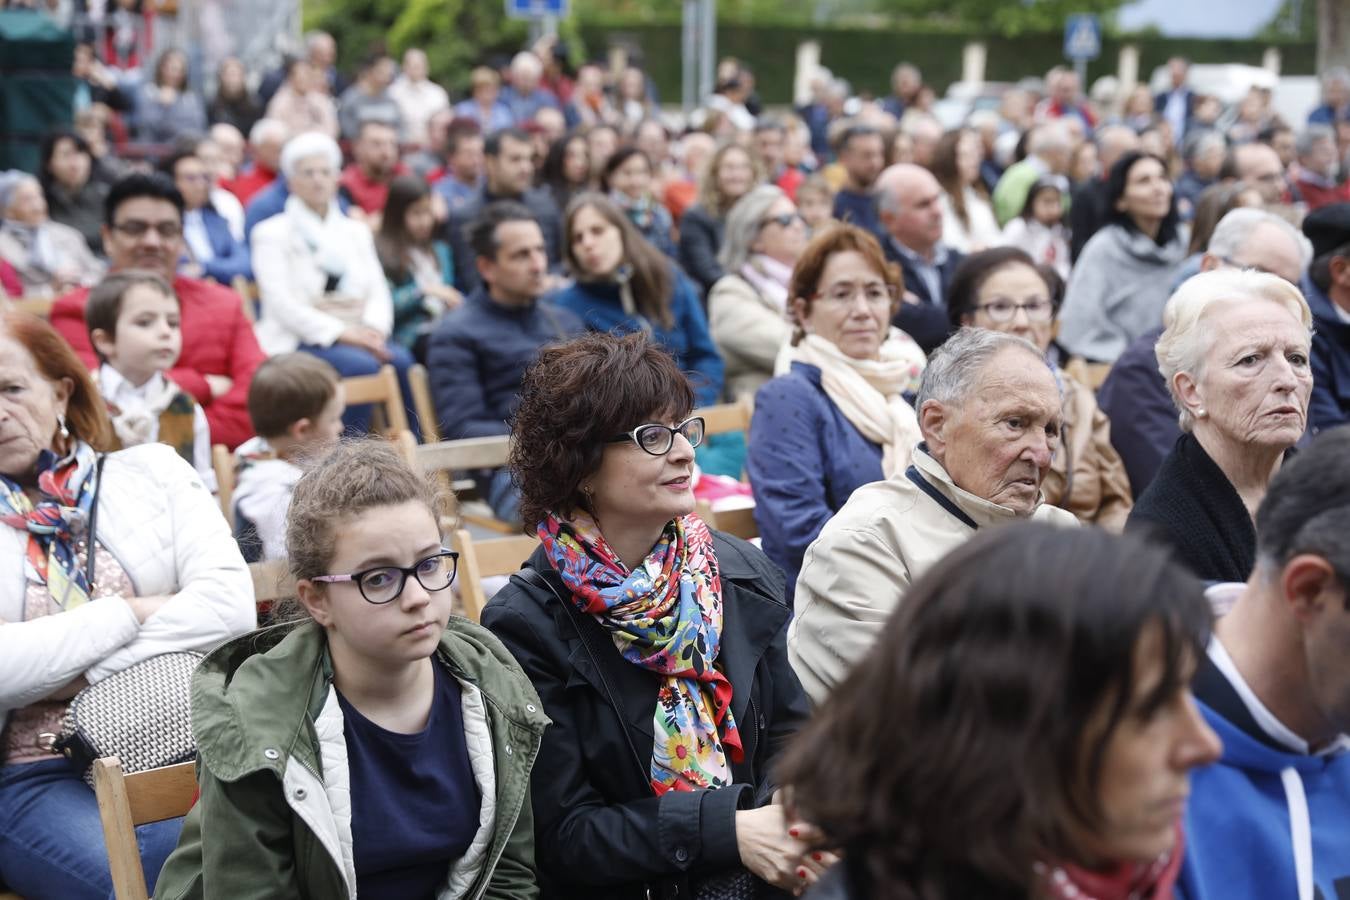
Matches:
[874,163,963,354]
[1178,428,1350,900]
[425,201,581,523]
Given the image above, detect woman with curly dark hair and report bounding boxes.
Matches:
[481,331,818,900]
[778,523,1222,900]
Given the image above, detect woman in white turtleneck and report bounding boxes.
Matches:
[707,185,807,402]
[250,133,419,435]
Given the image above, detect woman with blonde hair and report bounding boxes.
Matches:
[1127,268,1314,582]
[677,142,763,293]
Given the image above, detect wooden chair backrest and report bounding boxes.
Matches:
[93,757,198,900]
[211,444,235,527]
[342,365,409,436]
[696,399,752,436]
[408,364,440,442]
[452,528,538,622]
[413,434,512,472]
[695,500,759,541]
[1063,356,1113,392]
[250,558,297,604]
[10,295,55,319]
[230,276,258,322]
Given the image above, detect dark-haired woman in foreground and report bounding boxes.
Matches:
[781,524,1221,900]
[483,331,818,899]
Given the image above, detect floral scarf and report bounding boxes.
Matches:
[0,440,102,610]
[538,510,743,794]
[1037,824,1185,900]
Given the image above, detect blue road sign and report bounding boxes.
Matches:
[1063,14,1101,62]
[506,0,568,17]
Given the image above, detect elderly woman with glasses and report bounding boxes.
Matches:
[746,224,926,597]
[947,247,1133,529]
[482,331,819,900]
[155,439,546,898]
[708,185,808,401]
[1127,269,1314,583]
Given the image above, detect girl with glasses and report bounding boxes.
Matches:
[155,439,548,899]
[947,247,1134,529]
[482,331,819,900]
[745,224,926,599]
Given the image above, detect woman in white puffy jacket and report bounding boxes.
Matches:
[250,131,420,436]
[0,312,255,900]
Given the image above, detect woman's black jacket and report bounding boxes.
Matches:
[481,530,809,900]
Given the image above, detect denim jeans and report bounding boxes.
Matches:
[299,340,421,438]
[0,757,182,900]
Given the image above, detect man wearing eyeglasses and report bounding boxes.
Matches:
[51,173,266,449]
[1098,207,1310,497]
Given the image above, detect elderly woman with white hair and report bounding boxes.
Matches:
[1126,268,1314,583]
[707,185,807,400]
[0,171,103,298]
[250,132,418,435]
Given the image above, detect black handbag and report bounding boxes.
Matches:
[519,567,764,900]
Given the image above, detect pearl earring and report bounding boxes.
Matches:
[1196,408,1207,418]
[58,414,70,440]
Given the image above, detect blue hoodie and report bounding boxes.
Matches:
[1303,279,1350,435]
[1178,650,1350,900]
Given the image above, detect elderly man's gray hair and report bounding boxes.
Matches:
[1296,125,1337,160]
[1323,66,1350,89]
[1207,207,1313,271]
[718,185,787,272]
[915,328,1045,411]
[1184,130,1227,163]
[1028,123,1071,156]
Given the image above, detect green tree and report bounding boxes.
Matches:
[303,0,532,93]
[874,0,1126,36]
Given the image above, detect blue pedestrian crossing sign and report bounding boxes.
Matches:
[1063,14,1101,62]
[506,0,567,17]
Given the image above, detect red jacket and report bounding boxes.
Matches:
[339,163,408,214]
[225,165,277,206]
[1295,176,1350,212]
[53,276,265,449]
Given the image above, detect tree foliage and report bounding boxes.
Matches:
[303,0,533,92]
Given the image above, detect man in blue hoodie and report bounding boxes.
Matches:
[1179,427,1350,900]
[1301,203,1350,434]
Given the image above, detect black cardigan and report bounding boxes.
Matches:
[1126,433,1256,583]
[482,531,808,900]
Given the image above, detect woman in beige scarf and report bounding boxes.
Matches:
[749,224,926,597]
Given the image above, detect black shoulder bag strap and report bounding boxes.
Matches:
[905,464,979,532]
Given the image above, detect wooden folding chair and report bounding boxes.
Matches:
[695,499,760,541]
[230,276,258,323]
[250,559,297,605]
[10,295,55,319]
[408,364,441,442]
[92,757,198,900]
[452,528,539,622]
[696,398,753,438]
[410,435,515,534]
[211,444,235,527]
[341,365,409,436]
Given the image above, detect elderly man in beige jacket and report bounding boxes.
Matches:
[789,327,1079,703]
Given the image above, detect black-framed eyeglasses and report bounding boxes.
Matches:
[606,416,705,456]
[111,220,182,239]
[975,299,1054,323]
[759,212,803,230]
[311,549,459,604]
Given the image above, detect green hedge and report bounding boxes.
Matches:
[575,20,1317,106]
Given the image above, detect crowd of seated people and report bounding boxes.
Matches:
[1,30,1350,900]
